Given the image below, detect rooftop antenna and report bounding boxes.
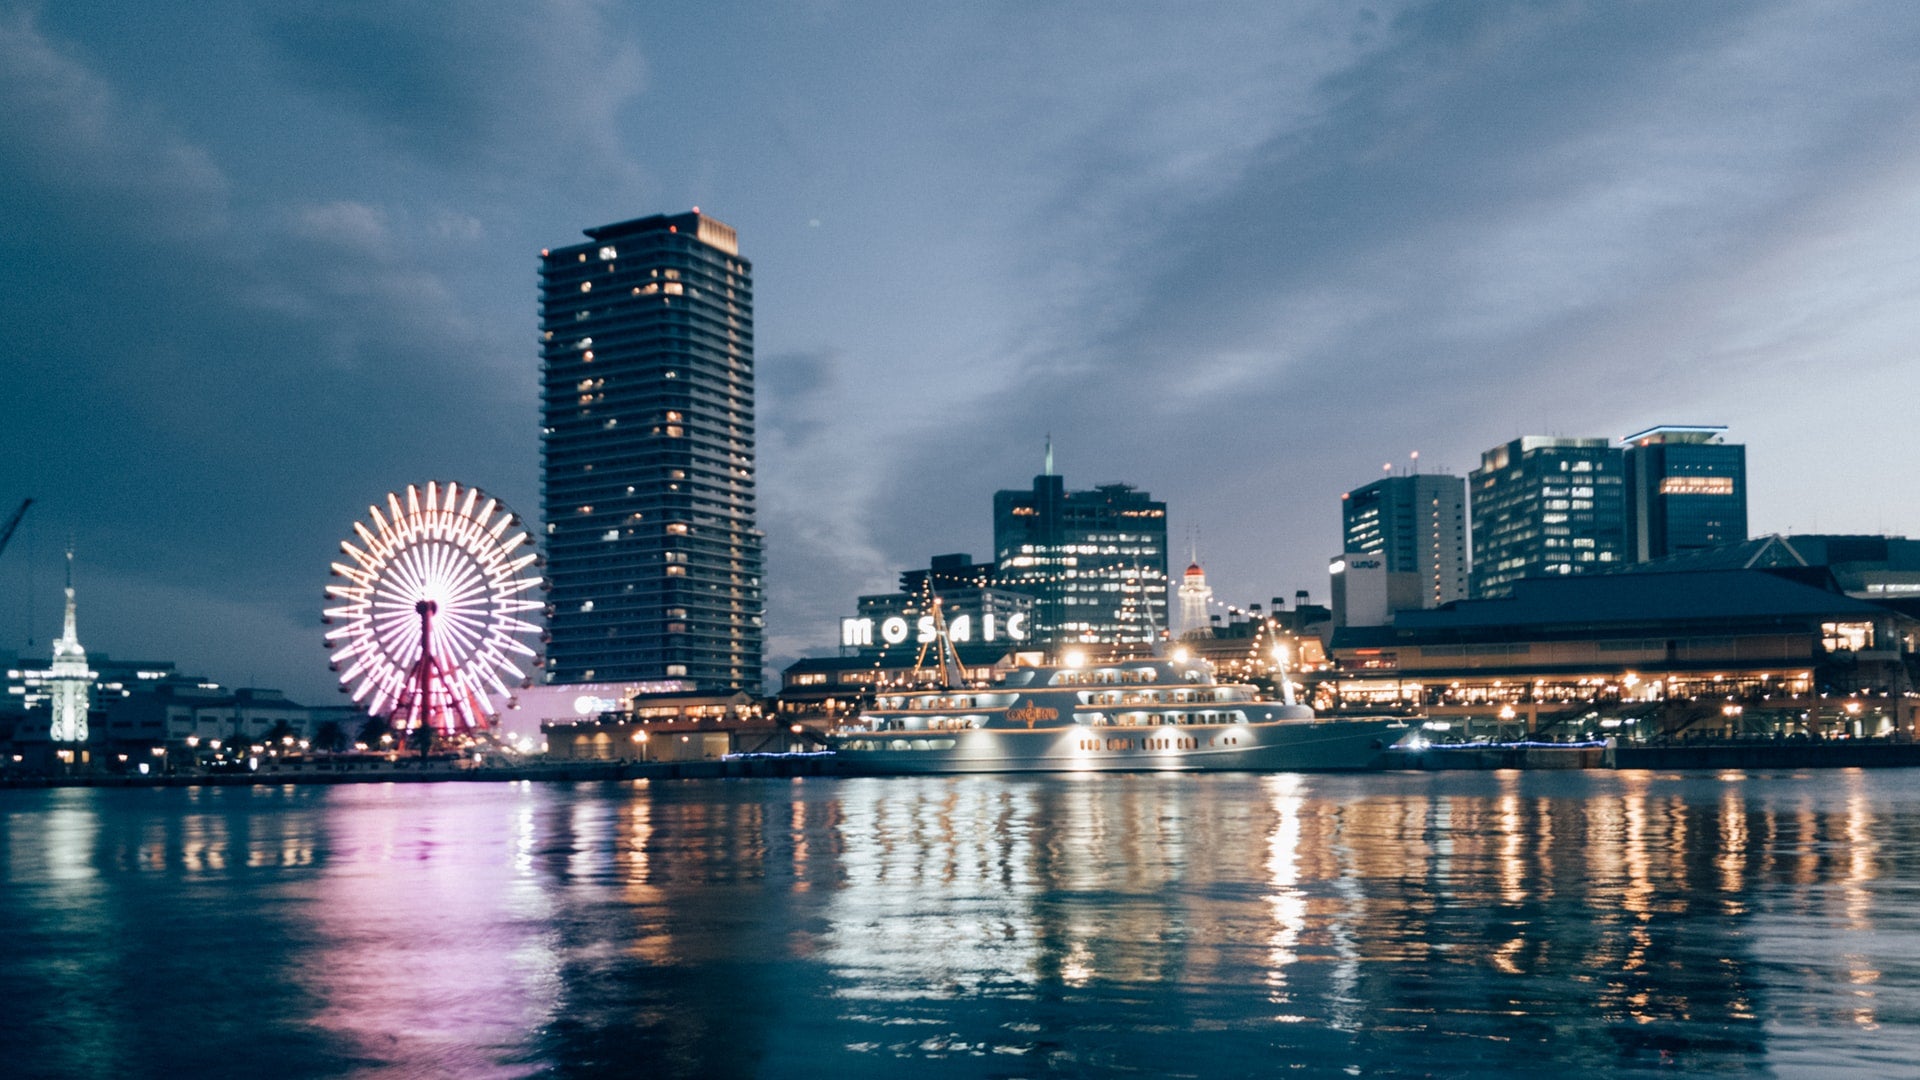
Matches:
[1044,435,1054,477]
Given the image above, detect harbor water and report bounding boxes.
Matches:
[3,769,1916,1078]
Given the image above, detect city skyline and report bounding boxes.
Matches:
[4,3,1919,703]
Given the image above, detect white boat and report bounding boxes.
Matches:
[829,655,1411,775]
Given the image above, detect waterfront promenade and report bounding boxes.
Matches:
[0,753,839,788]
[8,736,1920,790]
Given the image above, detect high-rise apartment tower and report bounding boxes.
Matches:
[539,211,764,689]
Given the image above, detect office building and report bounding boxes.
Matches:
[539,211,764,690]
[1329,552,1422,628]
[1468,436,1626,598]
[1340,473,1469,608]
[1622,425,1747,562]
[993,468,1168,654]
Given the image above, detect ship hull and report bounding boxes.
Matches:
[830,717,1410,776]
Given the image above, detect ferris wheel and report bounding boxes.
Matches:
[323,482,544,735]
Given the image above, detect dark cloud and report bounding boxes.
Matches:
[0,9,228,241]
[257,0,646,177]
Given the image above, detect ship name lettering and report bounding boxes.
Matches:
[1008,702,1058,727]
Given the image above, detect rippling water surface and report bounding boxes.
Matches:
[3,770,1917,1078]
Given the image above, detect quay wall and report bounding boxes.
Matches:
[0,754,838,789]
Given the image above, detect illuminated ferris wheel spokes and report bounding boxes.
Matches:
[323,481,544,736]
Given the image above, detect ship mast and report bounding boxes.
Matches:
[909,583,970,689]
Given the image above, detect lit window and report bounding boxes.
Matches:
[579,281,591,293]
[1822,622,1875,652]
[598,246,617,260]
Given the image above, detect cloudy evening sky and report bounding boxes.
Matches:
[3,1,1918,702]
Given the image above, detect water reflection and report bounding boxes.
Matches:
[1,771,1918,1077]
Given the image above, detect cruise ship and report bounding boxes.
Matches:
[829,654,1411,775]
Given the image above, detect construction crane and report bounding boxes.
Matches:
[0,498,29,560]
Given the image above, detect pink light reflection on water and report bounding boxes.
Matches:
[300,782,566,1078]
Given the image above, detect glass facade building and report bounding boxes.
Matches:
[1340,473,1469,608]
[539,211,764,690]
[1468,436,1626,599]
[1623,425,1748,563]
[993,474,1168,654]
